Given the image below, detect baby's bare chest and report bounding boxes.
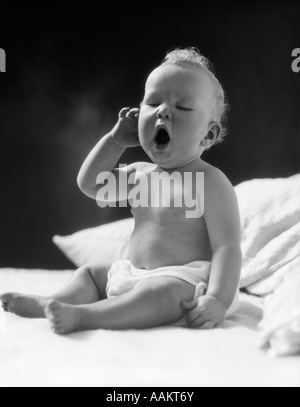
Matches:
[129,170,204,220]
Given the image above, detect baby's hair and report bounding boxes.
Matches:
[161,47,229,147]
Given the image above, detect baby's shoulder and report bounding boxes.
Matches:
[200,162,235,197]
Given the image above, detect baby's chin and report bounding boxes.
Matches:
[162,154,203,171]
[140,140,199,170]
[145,147,175,168]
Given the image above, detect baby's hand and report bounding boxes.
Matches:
[110,107,140,148]
[182,295,226,329]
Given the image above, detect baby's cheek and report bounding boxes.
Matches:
[139,116,153,140]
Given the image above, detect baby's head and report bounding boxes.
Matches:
[139,47,229,169]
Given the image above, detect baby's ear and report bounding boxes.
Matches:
[201,122,222,149]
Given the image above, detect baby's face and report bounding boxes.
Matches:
[139,63,215,169]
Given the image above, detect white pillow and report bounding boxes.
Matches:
[53,218,134,269]
[259,269,300,357]
[235,174,300,261]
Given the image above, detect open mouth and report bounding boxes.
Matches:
[154,128,171,150]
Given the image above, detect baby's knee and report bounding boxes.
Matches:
[75,265,93,278]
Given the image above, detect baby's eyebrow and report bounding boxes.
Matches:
[144,92,160,99]
[176,95,193,103]
[143,92,194,104]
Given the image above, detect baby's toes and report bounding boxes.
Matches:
[0,292,14,312]
[45,300,61,320]
[49,320,64,334]
[54,324,68,335]
[45,300,69,335]
[49,316,68,335]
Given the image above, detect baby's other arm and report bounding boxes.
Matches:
[183,167,242,329]
[77,107,140,201]
[204,167,242,309]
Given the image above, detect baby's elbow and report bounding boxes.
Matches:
[228,245,243,267]
[77,175,97,200]
[76,174,86,194]
[76,169,85,190]
[214,243,242,259]
[226,243,242,257]
[77,173,83,190]
[233,246,243,265]
[232,242,242,254]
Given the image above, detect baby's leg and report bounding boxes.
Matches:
[45,277,195,334]
[0,265,108,318]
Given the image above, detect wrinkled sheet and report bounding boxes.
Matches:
[259,269,300,357]
[0,268,299,387]
[237,174,300,296]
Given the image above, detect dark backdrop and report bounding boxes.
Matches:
[0,2,299,269]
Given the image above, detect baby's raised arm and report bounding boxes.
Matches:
[77,108,140,200]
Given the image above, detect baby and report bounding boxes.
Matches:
[1,47,242,334]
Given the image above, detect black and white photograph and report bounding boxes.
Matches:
[0,2,300,388]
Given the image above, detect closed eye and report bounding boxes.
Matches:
[144,102,192,110]
[144,102,160,108]
[177,106,192,111]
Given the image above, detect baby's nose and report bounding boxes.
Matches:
[156,105,171,120]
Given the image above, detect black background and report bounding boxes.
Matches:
[0,2,299,269]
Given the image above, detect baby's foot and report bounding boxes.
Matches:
[45,300,81,335]
[0,292,47,318]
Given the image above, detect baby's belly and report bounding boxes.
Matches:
[129,217,212,270]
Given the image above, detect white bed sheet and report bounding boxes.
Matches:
[0,268,299,387]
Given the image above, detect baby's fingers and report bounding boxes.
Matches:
[188,315,206,328]
[182,300,198,310]
[186,308,203,325]
[119,107,131,119]
[126,108,140,119]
